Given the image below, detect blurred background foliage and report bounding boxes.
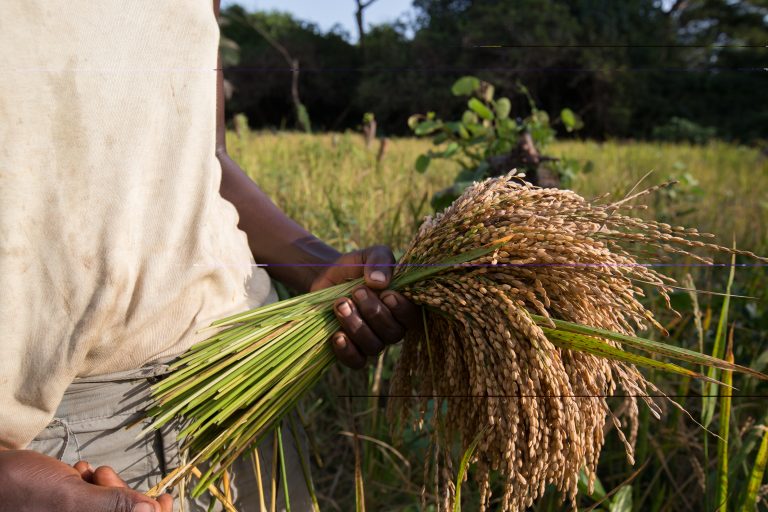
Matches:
[220,0,767,142]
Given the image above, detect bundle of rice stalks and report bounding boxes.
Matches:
[144,173,766,510]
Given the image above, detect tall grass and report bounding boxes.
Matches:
[226,131,768,511]
[559,140,768,255]
[230,132,768,257]
[227,131,456,253]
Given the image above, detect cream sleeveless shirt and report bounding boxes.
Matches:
[0,2,275,448]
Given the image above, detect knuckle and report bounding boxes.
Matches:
[358,336,383,356]
[344,317,363,338]
[360,299,384,318]
[338,347,365,369]
[370,244,394,261]
[372,339,386,355]
[107,489,134,512]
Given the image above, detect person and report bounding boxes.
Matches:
[0,1,418,510]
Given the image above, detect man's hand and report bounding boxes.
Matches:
[310,246,420,369]
[0,449,172,512]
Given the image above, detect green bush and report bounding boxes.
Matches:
[409,77,590,210]
[652,117,716,145]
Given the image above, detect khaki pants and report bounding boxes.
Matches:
[28,364,313,512]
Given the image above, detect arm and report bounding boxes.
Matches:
[213,2,418,368]
[217,147,341,292]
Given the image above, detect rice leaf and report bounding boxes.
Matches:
[542,328,721,384]
[391,236,510,289]
[739,426,768,512]
[453,427,488,512]
[288,414,320,512]
[704,251,737,428]
[354,433,366,512]
[270,429,278,512]
[715,330,734,512]
[250,448,268,512]
[532,315,766,381]
[277,424,291,512]
[610,485,632,512]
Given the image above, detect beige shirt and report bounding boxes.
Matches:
[0,1,275,448]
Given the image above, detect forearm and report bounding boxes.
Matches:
[217,153,340,292]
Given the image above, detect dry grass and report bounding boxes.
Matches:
[558,140,768,254]
[227,131,456,253]
[228,131,768,258]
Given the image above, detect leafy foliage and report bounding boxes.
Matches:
[220,1,767,142]
[652,117,717,145]
[408,76,588,209]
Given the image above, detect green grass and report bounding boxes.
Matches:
[227,131,456,253]
[226,130,768,512]
[229,131,768,257]
[559,140,768,255]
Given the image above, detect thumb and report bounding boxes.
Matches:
[362,245,395,290]
[73,480,164,512]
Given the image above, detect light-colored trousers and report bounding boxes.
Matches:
[28,364,313,512]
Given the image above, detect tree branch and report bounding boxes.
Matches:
[237,15,309,131]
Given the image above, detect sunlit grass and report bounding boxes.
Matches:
[558,140,768,254]
[230,131,768,258]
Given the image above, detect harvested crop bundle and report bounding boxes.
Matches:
[144,173,766,510]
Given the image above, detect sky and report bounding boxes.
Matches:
[221,0,416,41]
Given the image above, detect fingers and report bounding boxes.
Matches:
[73,480,166,512]
[334,298,384,357]
[361,245,395,290]
[351,287,405,344]
[92,465,129,488]
[316,244,417,370]
[332,287,419,369]
[379,291,421,330]
[72,462,173,512]
[329,332,366,369]
[75,463,131,491]
[73,460,95,483]
[157,493,174,512]
[309,245,395,294]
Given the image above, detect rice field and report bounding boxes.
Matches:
[226,130,768,511]
[229,132,768,257]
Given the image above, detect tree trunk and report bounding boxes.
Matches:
[249,20,310,132]
[355,5,365,48]
[486,133,560,188]
[354,0,379,50]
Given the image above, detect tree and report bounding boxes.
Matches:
[222,7,311,132]
[354,0,380,49]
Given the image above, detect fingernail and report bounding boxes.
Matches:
[87,463,95,472]
[133,503,154,512]
[354,288,367,301]
[334,335,347,349]
[337,301,352,317]
[382,294,397,308]
[370,270,387,283]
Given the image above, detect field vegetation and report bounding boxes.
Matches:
[231,132,767,255]
[227,130,768,511]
